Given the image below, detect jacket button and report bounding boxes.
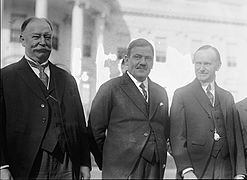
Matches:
[42,118,46,123]
[41,104,45,108]
[144,133,149,137]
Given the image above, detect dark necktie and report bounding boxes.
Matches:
[28,60,49,87]
[206,84,214,106]
[140,83,148,101]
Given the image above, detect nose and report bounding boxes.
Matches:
[140,56,147,64]
[198,65,206,72]
[39,36,46,45]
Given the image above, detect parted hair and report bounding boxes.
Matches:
[193,45,221,65]
[20,16,53,33]
[127,38,154,57]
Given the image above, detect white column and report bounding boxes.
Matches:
[95,13,107,91]
[35,0,47,18]
[71,0,84,83]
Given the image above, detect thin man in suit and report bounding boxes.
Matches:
[170,45,246,179]
[0,17,91,179]
[88,38,170,179]
[236,97,247,169]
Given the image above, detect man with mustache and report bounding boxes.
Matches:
[0,17,91,179]
[170,45,246,179]
[88,38,170,179]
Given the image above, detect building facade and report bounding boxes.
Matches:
[2,0,247,117]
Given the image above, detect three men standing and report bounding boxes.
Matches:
[88,38,170,179]
[1,16,246,180]
[170,45,246,179]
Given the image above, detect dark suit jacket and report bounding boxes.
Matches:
[88,73,169,178]
[236,98,247,166]
[170,79,246,178]
[0,57,91,179]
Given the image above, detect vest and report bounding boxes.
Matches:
[210,93,229,158]
[141,99,159,163]
[38,77,65,162]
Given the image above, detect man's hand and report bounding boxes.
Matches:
[79,166,90,179]
[234,175,245,179]
[0,168,14,180]
[183,171,197,179]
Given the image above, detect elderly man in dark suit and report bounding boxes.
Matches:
[236,98,247,169]
[0,17,91,179]
[170,45,246,179]
[88,38,170,179]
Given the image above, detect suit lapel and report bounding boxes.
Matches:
[148,79,160,120]
[215,85,227,125]
[49,63,65,105]
[192,79,212,117]
[16,57,46,101]
[120,73,148,118]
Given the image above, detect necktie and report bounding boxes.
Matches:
[206,84,214,106]
[140,83,147,101]
[28,60,49,87]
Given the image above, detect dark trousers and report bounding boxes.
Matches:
[29,150,74,180]
[202,153,232,179]
[128,153,161,179]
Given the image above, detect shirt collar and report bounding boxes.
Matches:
[201,81,215,94]
[127,71,148,88]
[25,54,49,66]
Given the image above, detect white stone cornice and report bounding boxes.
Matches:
[122,9,247,27]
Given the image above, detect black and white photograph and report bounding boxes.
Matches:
[1,0,247,179]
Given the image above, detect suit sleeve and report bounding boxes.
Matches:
[62,75,91,169]
[87,83,112,170]
[170,90,192,175]
[231,96,246,175]
[236,102,247,151]
[163,89,170,140]
[0,72,8,166]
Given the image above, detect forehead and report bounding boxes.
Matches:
[130,46,153,55]
[194,48,217,62]
[23,19,52,34]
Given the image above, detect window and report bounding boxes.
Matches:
[155,37,167,63]
[83,30,93,58]
[10,14,26,42]
[226,43,237,67]
[156,51,166,63]
[83,13,94,58]
[83,45,91,57]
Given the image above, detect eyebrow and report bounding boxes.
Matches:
[31,32,52,35]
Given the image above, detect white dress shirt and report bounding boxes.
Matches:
[25,55,50,89]
[127,71,149,102]
[201,81,215,106]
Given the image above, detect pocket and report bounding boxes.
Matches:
[191,140,206,146]
[12,122,26,133]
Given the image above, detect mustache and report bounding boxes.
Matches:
[136,66,147,70]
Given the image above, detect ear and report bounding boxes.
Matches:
[216,62,221,71]
[19,34,25,47]
[124,55,128,64]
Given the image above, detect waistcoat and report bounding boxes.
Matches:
[210,93,229,158]
[38,77,65,162]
